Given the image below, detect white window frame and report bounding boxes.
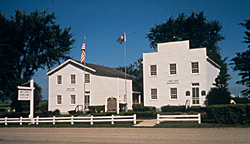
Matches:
[70,74,76,85]
[169,63,177,75]
[150,88,157,100]
[191,62,199,74]
[85,73,90,83]
[71,95,76,105]
[170,88,178,100]
[57,95,62,105]
[57,75,62,85]
[150,65,157,76]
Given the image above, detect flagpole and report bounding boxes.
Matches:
[124,32,128,112]
[83,36,86,114]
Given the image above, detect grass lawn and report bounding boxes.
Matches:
[154,121,250,128]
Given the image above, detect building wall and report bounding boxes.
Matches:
[143,40,219,108]
[48,63,132,113]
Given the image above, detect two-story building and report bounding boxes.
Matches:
[143,40,220,108]
[47,59,133,114]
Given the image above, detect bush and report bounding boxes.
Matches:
[132,103,156,112]
[89,105,105,113]
[207,104,250,124]
[206,88,231,105]
[233,97,250,104]
[119,103,126,111]
[161,105,186,112]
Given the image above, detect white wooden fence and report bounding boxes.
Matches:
[0,114,136,125]
[157,113,201,124]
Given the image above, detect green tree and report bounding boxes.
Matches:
[0,9,75,111]
[146,12,231,89]
[116,57,143,97]
[206,87,231,105]
[231,19,250,97]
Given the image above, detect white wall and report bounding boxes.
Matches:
[143,40,219,108]
[48,63,132,113]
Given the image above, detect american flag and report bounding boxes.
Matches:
[81,42,86,63]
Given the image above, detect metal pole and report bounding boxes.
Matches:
[83,36,86,114]
[124,35,128,112]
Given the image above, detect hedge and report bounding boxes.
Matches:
[161,105,186,112]
[207,104,250,124]
[132,104,156,112]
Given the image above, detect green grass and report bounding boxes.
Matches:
[154,121,250,128]
[0,121,136,128]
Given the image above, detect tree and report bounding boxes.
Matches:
[231,19,250,97]
[0,9,75,111]
[206,87,231,105]
[116,57,143,97]
[146,12,230,89]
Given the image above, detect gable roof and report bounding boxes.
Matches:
[46,59,134,80]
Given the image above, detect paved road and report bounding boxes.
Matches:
[0,128,250,144]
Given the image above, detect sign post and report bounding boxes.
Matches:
[18,79,35,124]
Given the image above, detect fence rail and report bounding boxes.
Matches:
[157,113,201,124]
[0,114,136,125]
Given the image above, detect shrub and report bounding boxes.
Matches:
[119,103,126,111]
[233,97,250,104]
[132,103,156,112]
[207,104,250,124]
[52,109,60,116]
[161,105,185,112]
[206,87,231,105]
[89,105,105,113]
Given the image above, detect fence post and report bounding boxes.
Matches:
[157,114,160,124]
[5,117,7,126]
[198,113,201,124]
[133,114,136,125]
[111,115,114,125]
[20,117,22,125]
[36,116,39,125]
[90,115,93,125]
[71,115,74,125]
[53,116,55,125]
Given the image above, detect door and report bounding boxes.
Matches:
[107,97,117,112]
[84,95,90,109]
[192,87,199,104]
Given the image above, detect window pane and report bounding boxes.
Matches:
[71,95,76,104]
[57,75,62,84]
[150,65,157,76]
[192,62,199,73]
[71,74,76,84]
[57,95,62,104]
[171,88,177,99]
[85,74,90,83]
[151,89,157,99]
[170,64,176,75]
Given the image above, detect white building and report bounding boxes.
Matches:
[143,40,220,108]
[47,59,133,114]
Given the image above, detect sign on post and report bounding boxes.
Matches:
[18,90,31,101]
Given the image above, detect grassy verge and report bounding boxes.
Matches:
[154,121,250,128]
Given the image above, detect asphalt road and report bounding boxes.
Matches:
[0,128,250,144]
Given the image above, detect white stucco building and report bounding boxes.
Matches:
[47,59,133,113]
[143,40,220,108]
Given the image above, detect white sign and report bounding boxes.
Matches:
[18,89,31,100]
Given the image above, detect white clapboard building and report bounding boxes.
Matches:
[143,40,220,108]
[47,59,133,113]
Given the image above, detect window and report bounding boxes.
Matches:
[151,89,157,100]
[57,75,62,85]
[201,90,206,96]
[71,95,76,104]
[71,74,76,84]
[170,88,177,99]
[192,83,200,86]
[150,65,157,76]
[170,64,176,75]
[57,95,62,105]
[191,62,199,74]
[85,74,90,83]
[186,91,190,96]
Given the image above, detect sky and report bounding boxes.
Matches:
[1,0,249,99]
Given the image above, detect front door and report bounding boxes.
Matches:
[107,97,117,112]
[192,87,199,105]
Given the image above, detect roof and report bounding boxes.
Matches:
[46,59,134,80]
